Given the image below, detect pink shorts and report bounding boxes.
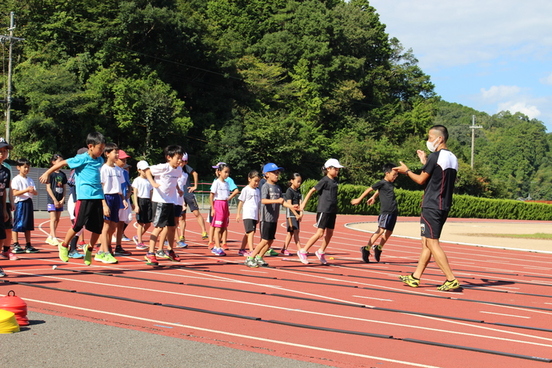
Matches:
[211,200,229,228]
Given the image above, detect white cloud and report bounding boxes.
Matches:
[540,73,552,85]
[497,101,541,119]
[480,86,521,102]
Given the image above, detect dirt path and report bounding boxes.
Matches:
[347,218,552,253]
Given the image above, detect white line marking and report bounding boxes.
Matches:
[479,311,530,319]
[21,297,440,368]
[353,295,393,302]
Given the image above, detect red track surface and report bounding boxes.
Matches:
[1,214,552,367]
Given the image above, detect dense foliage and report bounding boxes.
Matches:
[1,1,551,200]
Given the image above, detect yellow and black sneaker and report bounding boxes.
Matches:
[373,245,383,262]
[360,246,370,263]
[399,274,420,288]
[437,279,462,291]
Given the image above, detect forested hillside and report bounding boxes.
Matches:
[1,0,550,199]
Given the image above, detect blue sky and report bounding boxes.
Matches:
[368,0,552,132]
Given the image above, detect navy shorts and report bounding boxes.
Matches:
[420,208,449,239]
[377,213,398,232]
[104,194,121,222]
[13,199,35,232]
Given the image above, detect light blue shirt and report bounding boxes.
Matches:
[66,152,104,200]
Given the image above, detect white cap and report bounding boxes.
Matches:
[182,153,188,161]
[137,160,149,170]
[324,158,344,169]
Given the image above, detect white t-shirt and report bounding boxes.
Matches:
[131,177,153,199]
[149,163,183,204]
[12,175,35,203]
[101,164,124,195]
[210,179,230,201]
[238,185,260,220]
[175,172,188,206]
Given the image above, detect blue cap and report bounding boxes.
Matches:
[263,163,284,174]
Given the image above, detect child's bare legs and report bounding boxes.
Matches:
[100,220,116,253]
[165,226,176,251]
[213,227,222,249]
[24,230,31,244]
[148,227,163,253]
[318,228,333,253]
[302,228,325,253]
[283,232,292,251]
[250,239,271,258]
[137,223,150,244]
[412,237,455,281]
[292,231,302,252]
[49,210,61,239]
[192,209,207,234]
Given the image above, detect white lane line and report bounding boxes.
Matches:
[22,297,439,368]
[353,295,393,302]
[8,271,552,348]
[479,311,530,319]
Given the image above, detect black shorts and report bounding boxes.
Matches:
[183,194,200,212]
[74,199,103,234]
[286,217,300,233]
[243,219,257,234]
[4,202,12,230]
[420,208,449,239]
[378,213,397,232]
[174,205,183,218]
[152,202,175,228]
[260,221,277,241]
[315,212,337,230]
[0,202,7,240]
[136,197,152,224]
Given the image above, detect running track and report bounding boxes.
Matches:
[1,214,552,367]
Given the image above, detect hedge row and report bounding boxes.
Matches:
[300,179,552,220]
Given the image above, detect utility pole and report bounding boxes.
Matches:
[1,12,24,142]
[469,115,483,169]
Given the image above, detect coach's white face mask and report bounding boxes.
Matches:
[426,137,440,152]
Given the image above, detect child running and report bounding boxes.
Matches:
[351,163,399,263]
[281,173,303,256]
[245,163,297,268]
[39,132,107,266]
[131,160,153,250]
[144,145,183,266]
[236,170,261,256]
[298,158,345,265]
[45,154,67,246]
[11,158,39,254]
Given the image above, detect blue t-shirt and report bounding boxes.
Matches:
[66,152,104,200]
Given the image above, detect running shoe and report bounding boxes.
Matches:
[237,249,249,256]
[221,243,229,250]
[437,279,461,291]
[58,243,69,262]
[201,232,208,240]
[297,251,309,264]
[114,246,132,256]
[399,274,420,288]
[12,243,24,254]
[0,267,6,277]
[207,242,214,249]
[211,247,226,256]
[360,246,370,263]
[121,235,131,242]
[373,245,382,263]
[1,251,18,261]
[179,236,185,242]
[45,236,59,246]
[25,244,39,253]
[280,249,291,256]
[244,257,258,268]
[77,240,86,249]
[145,252,159,266]
[255,257,268,267]
[94,252,107,263]
[135,242,148,250]
[315,250,328,265]
[132,236,139,246]
[167,250,181,262]
[83,245,92,265]
[176,240,188,248]
[156,250,170,259]
[264,248,279,257]
[103,253,119,264]
[68,250,84,259]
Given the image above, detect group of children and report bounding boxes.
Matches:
[1,125,461,292]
